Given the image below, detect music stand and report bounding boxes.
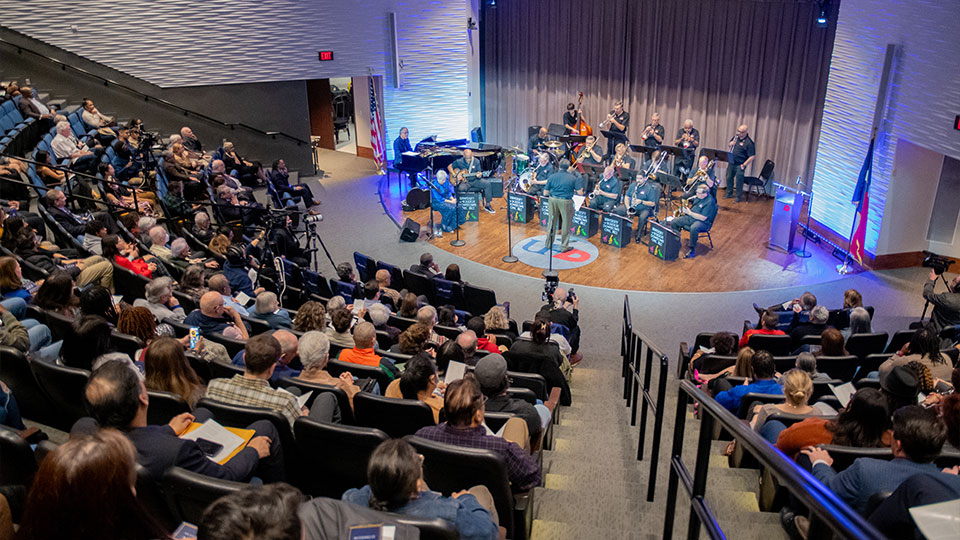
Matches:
[601,129,629,147]
[655,171,684,217]
[629,144,655,163]
[659,144,687,175]
[547,123,567,137]
[581,163,606,192]
[616,166,637,182]
[700,148,730,164]
[561,135,587,146]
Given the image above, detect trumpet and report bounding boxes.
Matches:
[599,110,615,129]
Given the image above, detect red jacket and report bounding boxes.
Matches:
[113,254,152,278]
[739,328,785,349]
[477,337,500,354]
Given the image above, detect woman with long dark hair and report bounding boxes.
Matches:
[775,388,892,459]
[342,439,498,540]
[33,271,79,317]
[14,429,170,540]
[102,234,155,278]
[144,337,206,408]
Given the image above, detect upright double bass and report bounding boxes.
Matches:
[571,91,592,156]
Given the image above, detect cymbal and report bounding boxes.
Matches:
[515,154,530,162]
[544,141,563,148]
[509,145,525,153]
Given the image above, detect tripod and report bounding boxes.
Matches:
[305,220,337,273]
[918,272,953,324]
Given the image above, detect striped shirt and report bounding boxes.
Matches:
[205,374,301,427]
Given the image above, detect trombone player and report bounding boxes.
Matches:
[588,165,621,213]
[685,156,717,198]
[617,167,661,242]
[670,184,718,259]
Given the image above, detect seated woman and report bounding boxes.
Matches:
[444,263,465,286]
[15,429,169,540]
[794,351,834,382]
[815,328,848,356]
[35,150,65,186]
[385,352,443,422]
[688,331,738,377]
[61,314,140,375]
[143,336,207,408]
[750,369,830,443]
[14,228,114,291]
[293,301,327,333]
[79,285,120,326]
[483,305,515,343]
[296,330,361,405]
[391,323,431,355]
[880,327,955,382]
[191,211,215,244]
[775,387,891,459]
[342,438,499,540]
[118,305,227,367]
[33,271,79,318]
[699,346,755,394]
[397,293,420,319]
[101,234,156,279]
[178,264,209,299]
[98,163,158,216]
[841,306,872,340]
[0,256,39,302]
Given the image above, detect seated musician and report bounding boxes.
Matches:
[686,156,717,198]
[588,165,621,213]
[578,135,604,167]
[429,170,458,237]
[618,170,662,242]
[393,127,416,187]
[527,152,554,196]
[674,119,700,177]
[670,184,718,259]
[448,149,495,214]
[609,143,636,171]
[528,127,549,154]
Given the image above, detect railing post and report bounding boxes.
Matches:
[635,345,651,453]
[687,401,714,540]
[624,333,636,401]
[662,383,689,540]
[646,355,670,501]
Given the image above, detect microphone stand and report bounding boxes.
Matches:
[794,176,813,258]
[502,192,518,263]
[450,177,465,247]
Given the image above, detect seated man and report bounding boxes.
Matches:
[539,287,580,355]
[232,329,301,383]
[618,169,661,242]
[17,87,56,131]
[52,121,102,176]
[409,252,440,278]
[338,322,397,378]
[44,188,117,238]
[77,360,280,482]
[252,291,292,329]
[670,184,718,259]
[740,310,787,349]
[82,218,106,255]
[183,291,250,339]
[375,269,401,306]
[456,330,479,366]
[466,316,502,354]
[418,305,447,347]
[802,405,951,514]
[191,211,215,244]
[789,305,830,348]
[133,276,186,323]
[268,159,319,213]
[206,333,338,427]
[353,280,383,314]
[224,245,264,299]
[714,350,782,412]
[207,273,251,316]
[526,151,555,196]
[147,226,173,261]
[110,124,142,181]
[476,354,550,441]
[587,165,621,213]
[168,237,218,274]
[415,376,541,491]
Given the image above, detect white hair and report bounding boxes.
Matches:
[436,170,448,181]
[170,237,189,257]
[56,121,71,133]
[145,276,174,304]
[138,216,157,232]
[299,331,330,371]
[148,226,167,245]
[168,134,182,144]
[255,291,278,315]
[194,212,209,226]
[368,303,390,326]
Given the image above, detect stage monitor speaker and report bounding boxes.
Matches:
[400,218,421,242]
[527,125,541,140]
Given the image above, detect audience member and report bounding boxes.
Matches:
[437,304,460,329]
[179,264,209,298]
[375,269,401,306]
[79,285,119,325]
[843,288,863,309]
[483,305,515,342]
[339,322,397,378]
[192,211,215,244]
[467,316,502,354]
[143,337,206,407]
[353,280,383,314]
[409,252,440,278]
[33,271,79,317]
[417,305,447,346]
[880,327,955,382]
[776,388,891,459]
[133,276,184,322]
[34,150,65,186]
[688,331,738,375]
[51,120,100,175]
[0,298,58,359]
[789,305,830,347]
[922,269,960,334]
[701,346,756,390]
[842,306,872,339]
[102,234,155,279]
[206,333,337,427]
[253,291,293,329]
[223,245,263,298]
[751,369,828,443]
[62,315,139,374]
[714,351,781,412]
[342,439,499,540]
[293,300,326,333]
[456,330,479,366]
[392,323,431,355]
[82,218,106,255]
[16,227,114,290]
[436,340,465,375]
[882,365,921,414]
[740,310,786,349]
[325,308,356,349]
[198,484,305,540]
[221,141,265,187]
[802,406,949,513]
[183,291,250,340]
[14,428,169,540]
[268,159,320,212]
[816,328,847,356]
[369,302,399,344]
[795,352,833,382]
[296,331,361,406]
[16,87,55,131]
[539,287,581,357]
[385,352,443,422]
[415,376,541,490]
[233,329,301,382]
[506,320,572,406]
[476,353,550,440]
[444,263,465,285]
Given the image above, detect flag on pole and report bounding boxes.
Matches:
[848,137,874,266]
[368,77,387,174]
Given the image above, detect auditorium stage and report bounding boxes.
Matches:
[378,177,848,293]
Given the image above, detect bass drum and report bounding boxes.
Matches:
[516,170,533,193]
[513,153,530,176]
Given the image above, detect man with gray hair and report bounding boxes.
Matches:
[252,291,292,330]
[789,304,831,349]
[295,331,363,400]
[134,276,185,322]
[207,273,250,316]
[368,302,399,345]
[673,119,700,176]
[148,226,172,261]
[456,330,479,366]
[51,120,100,173]
[137,216,157,246]
[417,305,447,347]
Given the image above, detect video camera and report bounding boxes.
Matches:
[541,274,576,303]
[922,251,954,275]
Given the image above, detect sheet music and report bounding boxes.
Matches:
[908,499,960,540]
[234,292,252,306]
[829,382,856,407]
[572,195,586,212]
[444,361,467,384]
[278,387,313,409]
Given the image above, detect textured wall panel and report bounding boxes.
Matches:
[0,0,471,160]
[810,0,960,255]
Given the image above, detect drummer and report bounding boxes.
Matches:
[528,127,550,154]
[527,152,555,196]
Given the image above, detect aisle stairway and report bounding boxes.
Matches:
[528,352,789,540]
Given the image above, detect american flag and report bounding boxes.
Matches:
[368,77,386,173]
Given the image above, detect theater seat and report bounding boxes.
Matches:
[0,345,57,427]
[353,392,435,438]
[736,392,783,419]
[385,514,459,540]
[293,417,388,498]
[0,425,39,488]
[280,377,355,425]
[146,390,191,425]
[160,466,247,524]
[353,252,377,283]
[746,334,792,356]
[29,357,90,432]
[326,358,390,394]
[845,333,889,360]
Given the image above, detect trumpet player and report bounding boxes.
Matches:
[670,184,718,259]
[603,101,629,158]
[673,119,700,176]
[588,165,621,213]
[640,112,665,169]
[725,124,756,202]
[527,152,554,196]
[618,169,661,242]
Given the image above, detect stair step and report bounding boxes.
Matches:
[531,519,660,540]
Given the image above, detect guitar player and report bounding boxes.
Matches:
[447,148,496,214]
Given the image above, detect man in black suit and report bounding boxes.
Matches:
[74,360,284,482]
[17,87,55,132]
[409,252,440,278]
[44,188,118,237]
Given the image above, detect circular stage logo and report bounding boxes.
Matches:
[512,234,600,270]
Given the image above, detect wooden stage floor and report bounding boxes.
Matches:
[379,178,843,293]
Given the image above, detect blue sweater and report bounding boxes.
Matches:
[715,379,783,412]
[343,485,497,540]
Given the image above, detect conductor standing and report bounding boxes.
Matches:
[543,159,584,253]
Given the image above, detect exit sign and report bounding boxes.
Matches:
[318,51,334,61]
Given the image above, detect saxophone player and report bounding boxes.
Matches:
[670,184,718,259]
[527,152,554,196]
[588,165,621,213]
[673,119,700,177]
[617,170,661,242]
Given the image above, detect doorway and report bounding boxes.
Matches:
[330,77,356,154]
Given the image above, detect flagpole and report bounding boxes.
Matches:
[838,133,876,275]
[368,71,386,176]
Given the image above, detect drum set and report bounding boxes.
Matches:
[501,141,564,193]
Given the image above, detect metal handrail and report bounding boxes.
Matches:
[663,379,886,540]
[0,35,309,147]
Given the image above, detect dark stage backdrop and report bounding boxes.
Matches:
[482,0,838,187]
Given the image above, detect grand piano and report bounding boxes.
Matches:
[395,138,503,180]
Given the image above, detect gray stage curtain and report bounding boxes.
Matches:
[483,0,838,187]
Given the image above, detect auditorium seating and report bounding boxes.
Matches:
[353,392,435,438]
[146,390,191,425]
[292,417,388,498]
[279,377,355,424]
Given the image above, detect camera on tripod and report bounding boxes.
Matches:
[922,251,954,275]
[541,274,576,303]
[304,214,323,224]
